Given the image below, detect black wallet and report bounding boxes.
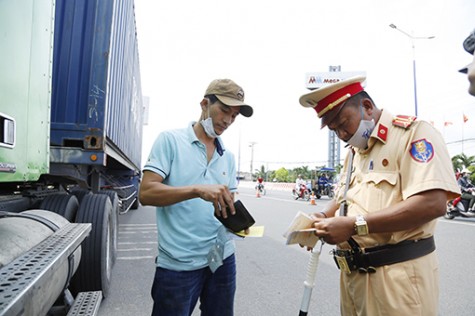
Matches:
[216,200,255,232]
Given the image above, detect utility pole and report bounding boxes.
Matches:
[328,65,341,169]
[389,24,435,117]
[249,142,257,179]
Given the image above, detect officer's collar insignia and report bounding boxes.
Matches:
[377,124,388,142]
[410,139,434,163]
[393,115,416,129]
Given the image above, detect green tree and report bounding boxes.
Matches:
[451,153,475,182]
[452,153,475,172]
[335,164,343,174]
[267,170,276,182]
[291,166,312,182]
[274,167,290,182]
[254,165,268,181]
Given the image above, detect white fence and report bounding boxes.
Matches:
[237,180,295,192]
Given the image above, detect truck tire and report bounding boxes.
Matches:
[40,194,79,222]
[98,190,119,265]
[70,188,92,204]
[71,194,112,298]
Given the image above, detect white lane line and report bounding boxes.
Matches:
[120,224,157,227]
[118,248,153,252]
[117,256,155,260]
[119,241,158,245]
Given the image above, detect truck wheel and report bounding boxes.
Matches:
[71,194,112,298]
[98,190,119,265]
[40,194,79,222]
[70,188,92,204]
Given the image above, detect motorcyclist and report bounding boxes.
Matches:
[458,167,475,213]
[317,173,329,195]
[295,174,306,198]
[256,177,264,191]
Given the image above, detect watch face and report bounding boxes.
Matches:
[355,216,368,236]
[357,225,368,236]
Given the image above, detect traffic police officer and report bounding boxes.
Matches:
[299,76,460,315]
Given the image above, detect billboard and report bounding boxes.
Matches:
[305,71,366,89]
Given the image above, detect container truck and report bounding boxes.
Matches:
[0,0,143,314]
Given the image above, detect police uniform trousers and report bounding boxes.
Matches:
[339,251,438,316]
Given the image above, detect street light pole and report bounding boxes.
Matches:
[249,142,257,178]
[389,24,435,117]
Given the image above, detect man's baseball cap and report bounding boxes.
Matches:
[459,28,475,74]
[205,79,253,117]
[299,76,366,128]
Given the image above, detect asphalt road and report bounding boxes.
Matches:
[98,185,475,316]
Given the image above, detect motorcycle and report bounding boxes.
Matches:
[255,183,266,196]
[315,183,335,199]
[445,195,475,219]
[292,184,310,201]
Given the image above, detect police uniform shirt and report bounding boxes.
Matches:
[336,109,460,247]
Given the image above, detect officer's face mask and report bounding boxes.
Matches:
[200,103,219,138]
[346,104,375,149]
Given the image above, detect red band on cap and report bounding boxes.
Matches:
[314,82,364,116]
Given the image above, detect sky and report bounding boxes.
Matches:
[134,0,475,174]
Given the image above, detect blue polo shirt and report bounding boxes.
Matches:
[143,122,237,271]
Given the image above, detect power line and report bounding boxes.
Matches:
[446,138,475,145]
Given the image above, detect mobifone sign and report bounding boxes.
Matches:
[305,71,366,90]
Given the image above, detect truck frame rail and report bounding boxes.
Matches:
[66,291,102,316]
[0,223,91,316]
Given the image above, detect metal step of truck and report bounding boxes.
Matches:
[66,291,102,316]
[0,223,91,316]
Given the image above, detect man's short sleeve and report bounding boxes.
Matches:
[399,121,460,200]
[143,131,174,179]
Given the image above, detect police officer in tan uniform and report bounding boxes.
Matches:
[299,76,460,316]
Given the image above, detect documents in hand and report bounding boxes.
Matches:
[283,211,318,248]
[234,225,265,238]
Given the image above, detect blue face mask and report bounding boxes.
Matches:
[200,106,219,138]
[347,105,375,149]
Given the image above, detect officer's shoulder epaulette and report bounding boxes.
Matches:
[392,115,417,129]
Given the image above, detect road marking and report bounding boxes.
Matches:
[117,256,155,260]
[118,248,153,252]
[119,231,157,234]
[120,224,156,227]
[119,241,158,245]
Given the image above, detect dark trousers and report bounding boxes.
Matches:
[461,192,475,209]
[151,254,236,316]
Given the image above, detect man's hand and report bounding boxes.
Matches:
[311,216,355,245]
[197,184,235,218]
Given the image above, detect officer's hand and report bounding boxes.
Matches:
[197,184,235,218]
[312,216,356,244]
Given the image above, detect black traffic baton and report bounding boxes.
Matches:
[298,239,324,316]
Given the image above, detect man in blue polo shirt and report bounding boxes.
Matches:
[139,79,253,316]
